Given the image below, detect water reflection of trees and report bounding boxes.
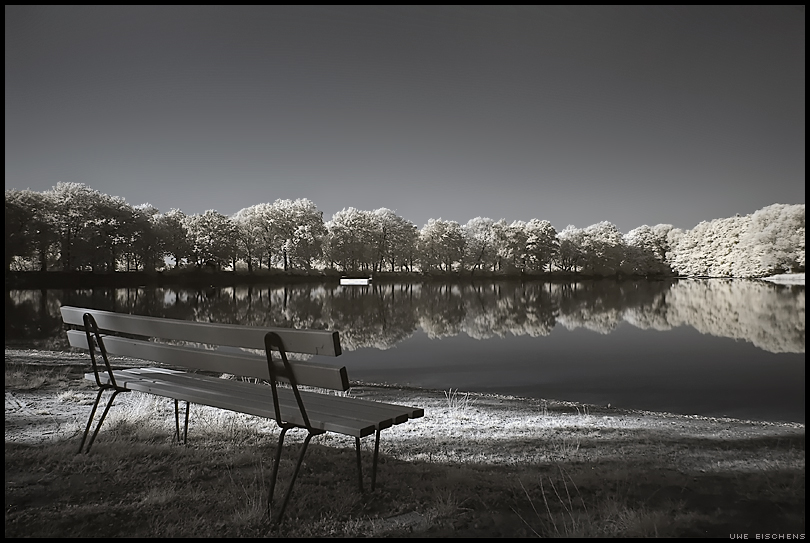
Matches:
[323,283,419,350]
[461,282,557,339]
[556,280,672,334]
[665,280,805,354]
[5,279,804,354]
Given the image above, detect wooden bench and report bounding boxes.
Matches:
[60,306,423,523]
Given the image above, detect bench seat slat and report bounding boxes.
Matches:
[114,369,408,428]
[120,370,421,426]
[93,371,378,438]
[108,370,396,431]
[92,369,420,435]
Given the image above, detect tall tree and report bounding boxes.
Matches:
[266,199,326,271]
[154,209,191,269]
[623,224,674,276]
[127,204,163,272]
[578,221,626,276]
[555,225,587,273]
[232,206,265,272]
[184,210,238,269]
[45,182,118,271]
[462,217,498,273]
[5,189,57,271]
[418,219,464,272]
[326,208,375,272]
[524,218,558,273]
[742,203,805,275]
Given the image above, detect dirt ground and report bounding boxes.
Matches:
[5,348,806,538]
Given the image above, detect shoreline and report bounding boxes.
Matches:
[5,270,805,289]
[6,347,804,439]
[761,272,805,285]
[6,347,805,429]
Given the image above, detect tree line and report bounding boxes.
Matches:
[5,182,805,278]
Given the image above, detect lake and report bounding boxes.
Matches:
[5,278,805,423]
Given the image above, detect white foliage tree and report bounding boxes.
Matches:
[5,188,57,271]
[266,198,326,271]
[623,224,674,276]
[667,204,805,278]
[326,207,376,272]
[371,208,417,272]
[183,210,238,269]
[462,217,499,272]
[580,221,626,276]
[741,203,805,275]
[501,220,530,272]
[232,205,267,271]
[555,225,587,273]
[524,218,558,273]
[418,218,464,272]
[154,209,191,269]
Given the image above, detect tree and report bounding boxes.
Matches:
[326,208,375,272]
[462,217,498,273]
[418,219,464,272]
[154,209,192,269]
[578,221,626,276]
[668,216,749,277]
[555,225,586,273]
[742,203,805,275]
[184,210,238,269]
[501,221,530,272]
[5,189,57,271]
[524,219,558,273]
[232,206,266,272]
[125,204,163,272]
[497,219,558,273]
[288,223,323,270]
[235,203,276,269]
[384,212,418,272]
[266,199,326,271]
[669,204,805,278]
[623,224,674,276]
[86,194,140,272]
[45,182,127,271]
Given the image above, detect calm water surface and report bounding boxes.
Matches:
[5,279,805,423]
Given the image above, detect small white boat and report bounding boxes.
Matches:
[340,277,372,286]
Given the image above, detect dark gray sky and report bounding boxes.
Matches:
[5,5,805,233]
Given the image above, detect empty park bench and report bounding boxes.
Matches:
[59,305,423,523]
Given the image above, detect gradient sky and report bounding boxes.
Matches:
[5,5,805,233]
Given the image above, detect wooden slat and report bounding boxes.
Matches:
[119,368,421,427]
[60,306,341,356]
[92,370,377,437]
[67,330,349,391]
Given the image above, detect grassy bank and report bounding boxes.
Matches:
[5,350,805,538]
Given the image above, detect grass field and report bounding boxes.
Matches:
[5,349,805,538]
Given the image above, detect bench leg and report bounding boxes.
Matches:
[78,388,123,454]
[371,429,380,492]
[173,400,190,444]
[268,426,324,525]
[355,429,382,493]
[355,437,364,493]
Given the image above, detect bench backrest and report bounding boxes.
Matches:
[60,306,349,391]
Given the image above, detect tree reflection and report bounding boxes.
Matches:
[665,280,804,353]
[6,279,804,354]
